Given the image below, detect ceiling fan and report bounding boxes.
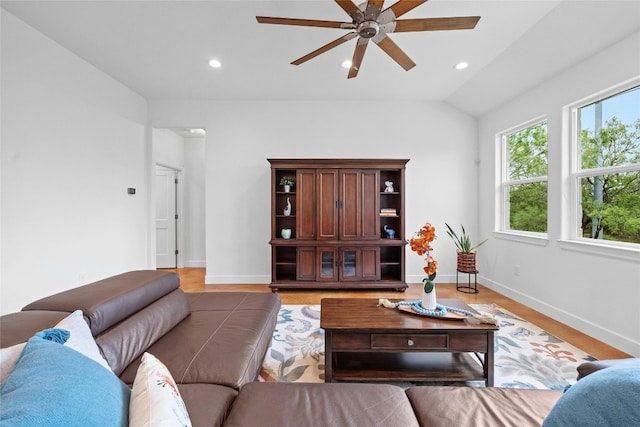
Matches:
[256,0,480,79]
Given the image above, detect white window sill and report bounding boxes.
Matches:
[493,231,549,247]
[558,239,640,262]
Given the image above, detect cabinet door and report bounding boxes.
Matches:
[340,169,379,240]
[317,247,338,281]
[317,169,338,240]
[297,170,316,239]
[339,169,361,240]
[297,247,316,280]
[339,248,360,281]
[360,246,381,280]
[360,170,380,240]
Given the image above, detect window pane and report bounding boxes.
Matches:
[579,86,640,170]
[579,171,640,243]
[508,182,547,232]
[507,122,548,180]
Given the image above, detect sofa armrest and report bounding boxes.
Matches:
[576,358,639,380]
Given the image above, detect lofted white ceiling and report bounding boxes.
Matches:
[2,0,639,117]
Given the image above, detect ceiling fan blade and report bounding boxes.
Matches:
[291,32,358,66]
[393,16,480,32]
[257,16,355,29]
[335,0,364,22]
[365,0,385,20]
[374,35,416,71]
[348,38,369,79]
[386,0,428,19]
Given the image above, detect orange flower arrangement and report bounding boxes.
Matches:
[409,222,438,293]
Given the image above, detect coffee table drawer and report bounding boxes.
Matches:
[371,334,449,350]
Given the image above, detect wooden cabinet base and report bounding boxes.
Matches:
[269,281,408,292]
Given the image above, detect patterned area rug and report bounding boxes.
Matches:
[258,303,596,390]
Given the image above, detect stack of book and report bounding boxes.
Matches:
[380,208,397,216]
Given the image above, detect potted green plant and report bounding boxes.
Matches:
[445,223,487,273]
[279,176,295,192]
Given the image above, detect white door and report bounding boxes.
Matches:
[156,167,177,268]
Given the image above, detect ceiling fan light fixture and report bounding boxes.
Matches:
[341,60,352,69]
[208,59,222,68]
[455,61,469,70]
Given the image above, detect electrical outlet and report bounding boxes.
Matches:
[514,265,520,277]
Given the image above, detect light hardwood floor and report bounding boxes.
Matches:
[167,267,631,361]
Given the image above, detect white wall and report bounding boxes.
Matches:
[183,136,206,267]
[477,32,640,356]
[0,11,150,314]
[148,99,479,285]
[153,128,185,170]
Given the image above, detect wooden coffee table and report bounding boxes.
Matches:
[321,298,498,386]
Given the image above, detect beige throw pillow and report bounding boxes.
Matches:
[129,352,191,427]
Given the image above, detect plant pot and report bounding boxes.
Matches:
[457,252,477,273]
[283,185,291,192]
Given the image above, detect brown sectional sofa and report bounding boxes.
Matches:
[2,270,636,426]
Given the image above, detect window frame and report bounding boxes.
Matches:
[567,79,640,251]
[496,116,549,239]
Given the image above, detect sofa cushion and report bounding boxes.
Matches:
[0,329,130,426]
[224,382,420,427]
[119,292,280,389]
[130,352,191,427]
[22,270,179,335]
[177,384,237,427]
[96,289,190,376]
[543,359,640,426]
[0,310,70,347]
[406,386,562,427]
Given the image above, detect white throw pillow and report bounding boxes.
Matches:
[129,352,191,427]
[0,343,26,385]
[54,310,113,372]
[0,309,112,384]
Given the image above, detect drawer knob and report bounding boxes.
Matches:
[407,339,414,346]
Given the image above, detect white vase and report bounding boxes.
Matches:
[283,197,291,216]
[284,185,291,193]
[421,286,437,310]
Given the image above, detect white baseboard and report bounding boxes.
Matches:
[479,275,640,357]
[205,274,270,284]
[184,260,205,268]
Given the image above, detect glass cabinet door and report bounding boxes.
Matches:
[318,248,337,281]
[342,250,357,278]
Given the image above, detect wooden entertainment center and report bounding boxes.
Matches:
[268,158,408,291]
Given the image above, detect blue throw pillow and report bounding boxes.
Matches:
[0,329,130,426]
[543,359,640,426]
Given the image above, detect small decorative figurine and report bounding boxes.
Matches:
[384,181,394,192]
[384,224,395,239]
[284,197,291,216]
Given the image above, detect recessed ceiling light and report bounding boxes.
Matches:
[341,60,352,69]
[455,61,469,70]
[208,59,222,68]
[189,128,206,135]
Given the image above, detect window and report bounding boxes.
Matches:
[573,85,640,245]
[500,120,548,233]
